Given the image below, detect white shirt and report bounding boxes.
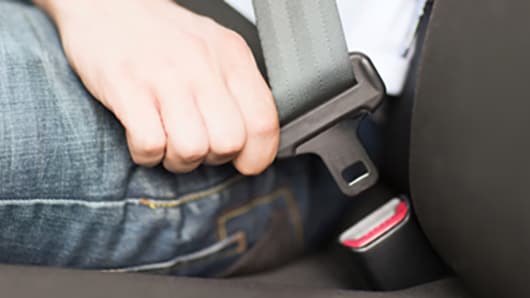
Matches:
[225,0,427,96]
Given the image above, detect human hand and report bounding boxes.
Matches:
[35,0,279,175]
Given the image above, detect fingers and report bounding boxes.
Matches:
[218,30,280,175]
[154,56,247,173]
[227,69,280,175]
[107,82,167,167]
[192,63,247,167]
[155,77,209,173]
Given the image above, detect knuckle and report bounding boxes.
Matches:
[188,35,211,60]
[111,59,141,82]
[211,133,245,156]
[177,141,209,162]
[223,30,252,59]
[248,114,279,138]
[199,16,219,30]
[135,135,166,157]
[224,30,248,49]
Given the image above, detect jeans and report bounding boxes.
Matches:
[0,1,349,276]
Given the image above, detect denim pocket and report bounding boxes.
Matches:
[104,184,305,277]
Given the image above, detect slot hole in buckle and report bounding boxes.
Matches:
[342,162,369,186]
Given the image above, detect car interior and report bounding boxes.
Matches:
[2,0,529,297]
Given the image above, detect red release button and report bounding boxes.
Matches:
[340,199,409,249]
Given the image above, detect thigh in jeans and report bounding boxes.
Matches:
[0,1,348,276]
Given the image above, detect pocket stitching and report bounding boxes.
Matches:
[138,175,243,209]
[216,186,304,245]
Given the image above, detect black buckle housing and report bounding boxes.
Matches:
[339,196,448,290]
[278,53,385,197]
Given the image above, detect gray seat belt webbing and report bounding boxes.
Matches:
[253,0,384,197]
[252,0,355,124]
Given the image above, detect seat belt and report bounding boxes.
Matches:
[253,0,385,196]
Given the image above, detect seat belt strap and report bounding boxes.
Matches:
[252,0,355,124]
[253,0,385,196]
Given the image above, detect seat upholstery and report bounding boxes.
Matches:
[411,0,530,296]
[0,263,470,298]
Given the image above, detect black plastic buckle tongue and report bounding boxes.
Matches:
[278,53,385,197]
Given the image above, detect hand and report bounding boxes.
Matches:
[35,0,279,175]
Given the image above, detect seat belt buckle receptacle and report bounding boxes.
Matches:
[339,196,448,290]
[277,53,385,197]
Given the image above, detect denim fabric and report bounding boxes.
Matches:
[0,1,349,276]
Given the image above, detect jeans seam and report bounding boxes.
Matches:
[0,175,243,208]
